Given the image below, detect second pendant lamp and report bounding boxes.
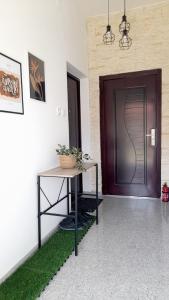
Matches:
[119,0,132,50]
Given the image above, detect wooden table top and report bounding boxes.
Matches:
[38,162,96,178]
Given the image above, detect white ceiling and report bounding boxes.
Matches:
[78,0,167,17]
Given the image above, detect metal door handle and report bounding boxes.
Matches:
[146,129,156,146]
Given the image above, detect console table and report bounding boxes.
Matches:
[37,162,98,256]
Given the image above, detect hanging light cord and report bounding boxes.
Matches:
[108,0,110,25]
[124,0,126,16]
[124,0,127,31]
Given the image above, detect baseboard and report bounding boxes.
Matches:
[104,195,160,200]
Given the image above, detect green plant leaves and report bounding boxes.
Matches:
[56,144,91,170]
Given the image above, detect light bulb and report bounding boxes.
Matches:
[119,30,132,50]
[103,25,115,45]
[119,15,130,33]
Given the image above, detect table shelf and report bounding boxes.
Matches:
[37,163,99,256]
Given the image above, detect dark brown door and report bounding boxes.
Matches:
[100,70,161,197]
[67,73,82,192]
[67,73,81,149]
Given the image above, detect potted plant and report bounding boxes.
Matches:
[56,144,91,170]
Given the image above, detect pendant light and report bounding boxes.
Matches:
[119,30,132,50]
[119,0,130,33]
[119,0,132,50]
[103,0,115,45]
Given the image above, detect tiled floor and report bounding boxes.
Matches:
[39,197,169,300]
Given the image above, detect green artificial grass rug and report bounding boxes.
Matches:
[0,217,95,300]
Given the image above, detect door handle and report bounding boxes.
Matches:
[146,129,156,146]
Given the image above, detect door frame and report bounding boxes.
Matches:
[99,69,162,196]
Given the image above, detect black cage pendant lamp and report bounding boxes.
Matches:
[103,0,115,45]
[119,0,132,50]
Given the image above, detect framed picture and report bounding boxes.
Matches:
[28,53,46,102]
[0,53,24,114]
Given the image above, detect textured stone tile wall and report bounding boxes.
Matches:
[87,2,169,192]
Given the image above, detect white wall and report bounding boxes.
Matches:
[0,0,89,282]
[80,78,92,191]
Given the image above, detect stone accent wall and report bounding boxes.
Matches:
[87,1,169,192]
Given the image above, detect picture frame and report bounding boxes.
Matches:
[0,53,24,114]
[28,53,46,102]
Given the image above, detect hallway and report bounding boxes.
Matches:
[40,197,169,300]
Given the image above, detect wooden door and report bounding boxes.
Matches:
[67,73,81,149]
[100,70,161,197]
[67,73,82,193]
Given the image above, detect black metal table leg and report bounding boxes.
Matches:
[74,176,78,256]
[37,176,41,248]
[96,163,99,225]
[67,178,69,215]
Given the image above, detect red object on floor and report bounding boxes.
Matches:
[162,183,169,202]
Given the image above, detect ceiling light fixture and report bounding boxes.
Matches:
[103,0,115,45]
[119,0,132,50]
